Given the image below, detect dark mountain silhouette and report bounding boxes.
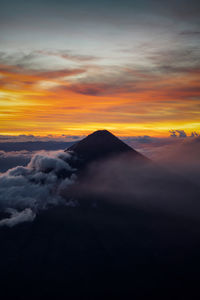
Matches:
[66,130,145,164]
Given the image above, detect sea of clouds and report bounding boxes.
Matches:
[0,135,200,227]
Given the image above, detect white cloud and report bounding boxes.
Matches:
[0,208,36,227]
[0,150,77,227]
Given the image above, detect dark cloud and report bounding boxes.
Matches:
[191,131,200,137]
[148,47,200,75]
[175,130,187,138]
[0,51,40,70]
[69,82,122,96]
[35,69,85,79]
[169,130,187,138]
[0,141,75,153]
[0,51,86,76]
[60,67,151,96]
[0,134,81,143]
[180,31,200,36]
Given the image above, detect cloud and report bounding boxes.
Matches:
[0,52,86,93]
[0,134,82,143]
[150,137,200,183]
[0,46,199,136]
[60,67,151,96]
[0,150,32,173]
[0,208,36,227]
[0,61,85,88]
[0,50,88,73]
[35,68,85,79]
[0,150,77,226]
[1,135,200,227]
[0,51,41,70]
[27,151,72,173]
[175,130,187,138]
[125,136,200,187]
[38,50,99,63]
[0,138,81,172]
[169,130,187,138]
[147,46,200,75]
[123,135,156,144]
[75,145,200,219]
[180,31,200,36]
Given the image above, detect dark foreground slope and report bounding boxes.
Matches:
[0,203,200,300]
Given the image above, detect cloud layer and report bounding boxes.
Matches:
[0,135,200,227]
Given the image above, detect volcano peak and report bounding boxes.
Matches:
[66,130,145,163]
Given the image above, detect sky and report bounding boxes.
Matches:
[0,0,200,137]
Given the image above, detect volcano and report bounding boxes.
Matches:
[66,130,145,164]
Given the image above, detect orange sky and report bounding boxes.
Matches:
[0,61,199,137]
[1,0,200,138]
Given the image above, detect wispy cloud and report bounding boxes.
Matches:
[0,45,200,136]
[37,50,99,63]
[180,31,200,36]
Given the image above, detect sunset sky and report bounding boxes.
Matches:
[0,0,200,137]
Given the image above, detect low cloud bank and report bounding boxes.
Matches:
[0,134,83,143]
[0,141,75,153]
[80,156,200,219]
[0,151,77,227]
[126,137,200,182]
[0,136,200,226]
[131,137,200,186]
[77,137,200,219]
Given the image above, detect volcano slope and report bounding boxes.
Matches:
[0,130,200,300]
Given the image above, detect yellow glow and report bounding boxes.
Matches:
[0,63,200,137]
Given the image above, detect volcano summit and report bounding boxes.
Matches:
[66,130,145,165]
